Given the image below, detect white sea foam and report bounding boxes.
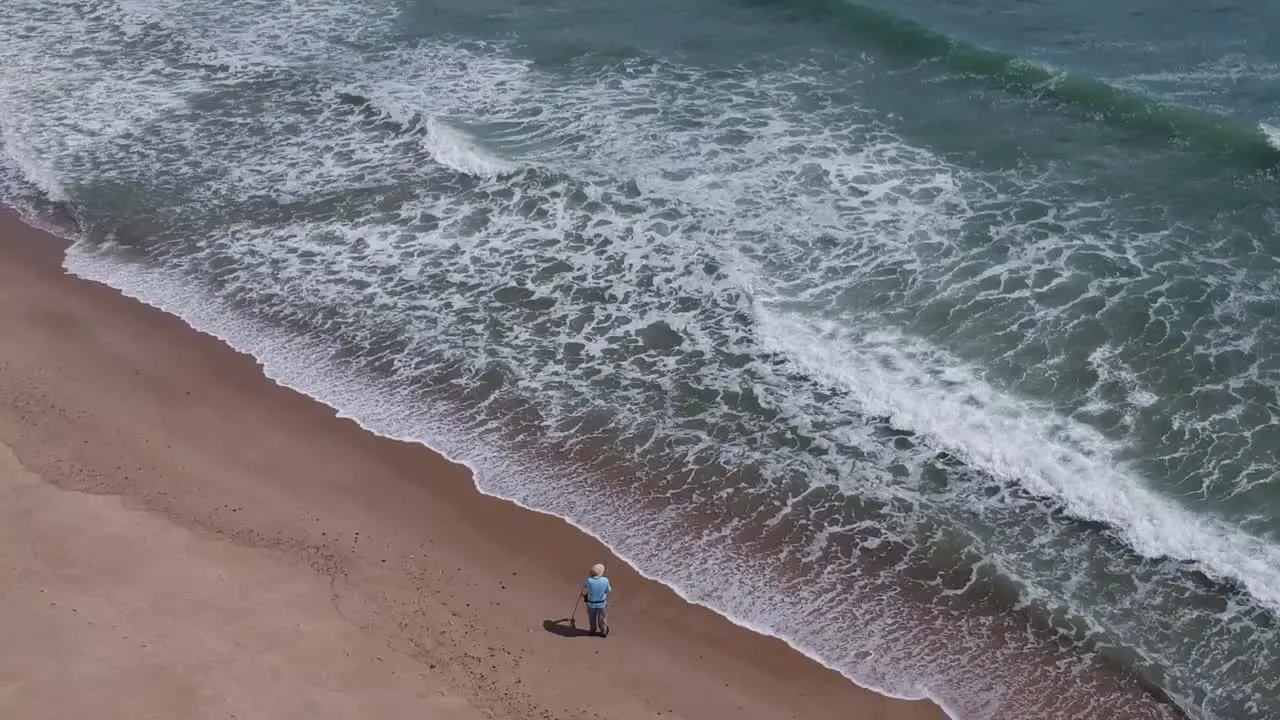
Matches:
[0,126,68,204]
[421,117,516,178]
[1262,122,1280,151]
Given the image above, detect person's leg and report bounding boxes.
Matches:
[599,605,609,636]
[587,606,600,634]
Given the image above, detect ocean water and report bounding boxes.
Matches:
[3,0,1279,717]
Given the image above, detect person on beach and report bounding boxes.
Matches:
[582,563,611,637]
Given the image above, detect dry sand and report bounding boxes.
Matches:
[0,211,946,720]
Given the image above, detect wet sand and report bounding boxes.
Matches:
[0,210,946,719]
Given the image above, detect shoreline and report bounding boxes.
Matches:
[0,209,947,718]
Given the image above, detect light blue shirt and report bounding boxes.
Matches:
[584,576,611,608]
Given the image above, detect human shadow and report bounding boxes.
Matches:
[542,618,596,638]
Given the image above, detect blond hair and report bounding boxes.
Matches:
[590,563,606,577]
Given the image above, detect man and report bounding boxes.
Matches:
[582,563,611,637]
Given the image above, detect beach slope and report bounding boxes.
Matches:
[0,212,945,720]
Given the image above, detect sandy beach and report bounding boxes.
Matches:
[0,210,945,719]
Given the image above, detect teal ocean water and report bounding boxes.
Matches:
[3,1,1279,717]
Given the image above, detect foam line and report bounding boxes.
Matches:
[755,306,1280,612]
